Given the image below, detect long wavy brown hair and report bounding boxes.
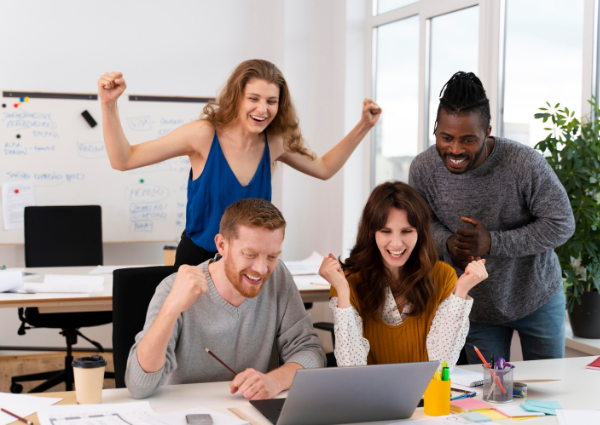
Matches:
[342,181,439,318]
[202,59,314,159]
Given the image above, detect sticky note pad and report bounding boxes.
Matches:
[479,410,508,421]
[525,400,562,409]
[461,412,491,422]
[450,398,492,412]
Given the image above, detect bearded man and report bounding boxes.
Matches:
[126,198,325,399]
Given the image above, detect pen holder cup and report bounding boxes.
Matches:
[482,365,514,404]
[424,378,451,416]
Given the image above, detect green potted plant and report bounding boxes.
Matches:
[534,99,600,338]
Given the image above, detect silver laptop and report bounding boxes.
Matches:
[250,361,438,425]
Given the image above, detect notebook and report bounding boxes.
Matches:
[450,398,493,413]
[450,367,484,387]
[585,357,600,370]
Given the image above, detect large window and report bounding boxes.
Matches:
[428,6,479,146]
[369,0,596,187]
[373,16,420,185]
[502,0,584,147]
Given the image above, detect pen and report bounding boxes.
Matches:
[473,346,506,394]
[1,408,33,425]
[450,393,476,401]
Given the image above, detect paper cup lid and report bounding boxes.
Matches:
[72,355,107,369]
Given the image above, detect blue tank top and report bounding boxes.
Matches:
[185,131,272,252]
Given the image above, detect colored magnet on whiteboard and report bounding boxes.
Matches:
[81,110,97,128]
[16,134,20,139]
[19,97,24,102]
[14,189,19,194]
[13,103,18,108]
[140,179,145,183]
[25,97,30,102]
[2,104,5,108]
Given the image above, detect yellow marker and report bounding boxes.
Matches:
[24,97,30,102]
[433,370,441,381]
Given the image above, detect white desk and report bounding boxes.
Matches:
[28,356,600,425]
[0,266,330,313]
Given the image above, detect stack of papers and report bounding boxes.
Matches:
[520,400,562,416]
[0,270,22,293]
[557,410,600,424]
[451,367,484,388]
[24,275,104,294]
[38,402,165,425]
[283,252,324,275]
[0,393,62,425]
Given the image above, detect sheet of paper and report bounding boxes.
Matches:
[493,405,545,417]
[557,410,600,425]
[0,270,22,293]
[451,367,484,387]
[37,401,167,425]
[157,406,248,425]
[283,251,324,275]
[1,181,35,230]
[293,274,330,287]
[0,393,62,425]
[24,275,104,293]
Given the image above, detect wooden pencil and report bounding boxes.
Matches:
[205,348,237,375]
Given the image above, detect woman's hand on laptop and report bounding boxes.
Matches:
[319,254,351,308]
[163,265,209,315]
[230,368,280,400]
[454,258,487,299]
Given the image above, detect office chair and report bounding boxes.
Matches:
[304,303,337,367]
[112,266,178,388]
[10,206,114,393]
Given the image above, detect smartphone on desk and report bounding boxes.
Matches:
[186,414,213,424]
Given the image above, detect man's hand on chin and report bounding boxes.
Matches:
[230,368,282,400]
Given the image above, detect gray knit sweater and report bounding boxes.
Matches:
[125,258,326,399]
[409,138,575,324]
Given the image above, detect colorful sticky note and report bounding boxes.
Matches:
[478,410,507,421]
[461,412,491,422]
[525,400,562,409]
[450,398,492,412]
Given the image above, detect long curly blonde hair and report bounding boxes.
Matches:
[202,59,315,159]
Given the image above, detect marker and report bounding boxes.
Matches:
[442,367,450,381]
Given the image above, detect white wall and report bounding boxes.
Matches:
[0,0,369,354]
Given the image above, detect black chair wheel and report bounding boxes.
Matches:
[10,383,23,393]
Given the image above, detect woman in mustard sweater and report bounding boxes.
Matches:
[319,181,488,367]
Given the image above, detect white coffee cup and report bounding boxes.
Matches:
[72,355,107,404]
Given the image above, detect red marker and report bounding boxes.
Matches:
[14,189,19,194]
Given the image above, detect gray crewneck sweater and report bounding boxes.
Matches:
[125,258,326,399]
[409,138,575,324]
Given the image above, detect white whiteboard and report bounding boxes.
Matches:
[0,92,209,243]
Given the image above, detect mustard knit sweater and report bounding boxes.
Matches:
[330,261,457,364]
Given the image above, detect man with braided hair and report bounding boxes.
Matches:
[409,71,575,363]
